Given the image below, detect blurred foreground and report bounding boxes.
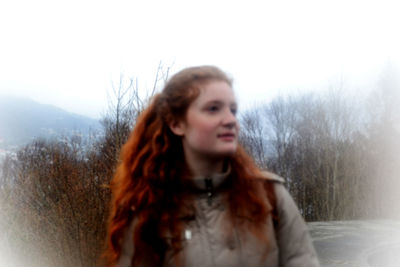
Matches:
[2,220,400,266]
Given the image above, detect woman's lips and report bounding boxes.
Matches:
[218,133,236,141]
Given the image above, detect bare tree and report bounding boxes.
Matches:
[239,88,371,221]
[0,63,172,266]
[239,107,269,167]
[99,62,171,174]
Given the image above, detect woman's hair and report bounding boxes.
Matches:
[104,66,273,266]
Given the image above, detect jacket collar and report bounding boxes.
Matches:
[185,164,232,192]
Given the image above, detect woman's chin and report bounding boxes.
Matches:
[211,147,238,158]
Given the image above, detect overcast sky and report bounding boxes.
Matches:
[1,0,399,119]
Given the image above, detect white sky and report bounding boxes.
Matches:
[1,0,399,119]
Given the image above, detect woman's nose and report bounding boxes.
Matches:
[222,109,237,128]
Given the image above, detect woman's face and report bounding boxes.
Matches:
[170,80,239,161]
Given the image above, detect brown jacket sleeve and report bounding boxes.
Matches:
[116,218,158,267]
[274,183,320,267]
[115,219,136,267]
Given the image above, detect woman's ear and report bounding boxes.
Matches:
[168,120,185,136]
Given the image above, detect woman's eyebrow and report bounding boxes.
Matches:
[205,100,237,105]
[204,100,223,106]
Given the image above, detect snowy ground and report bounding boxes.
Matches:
[309,220,400,267]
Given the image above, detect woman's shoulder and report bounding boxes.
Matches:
[252,171,294,212]
[255,171,293,204]
[254,171,303,220]
[256,170,285,184]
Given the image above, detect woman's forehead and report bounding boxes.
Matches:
[195,81,236,103]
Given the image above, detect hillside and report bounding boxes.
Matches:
[0,96,101,150]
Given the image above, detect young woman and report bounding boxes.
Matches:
[104,66,320,267]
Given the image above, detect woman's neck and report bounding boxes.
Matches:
[184,153,225,177]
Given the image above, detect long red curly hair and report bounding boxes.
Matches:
[104,66,275,266]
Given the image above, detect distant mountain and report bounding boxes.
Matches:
[0,96,102,150]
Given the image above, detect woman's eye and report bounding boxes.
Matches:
[207,106,219,112]
[231,108,237,115]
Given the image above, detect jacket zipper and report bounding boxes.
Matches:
[196,194,216,266]
[205,178,213,206]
